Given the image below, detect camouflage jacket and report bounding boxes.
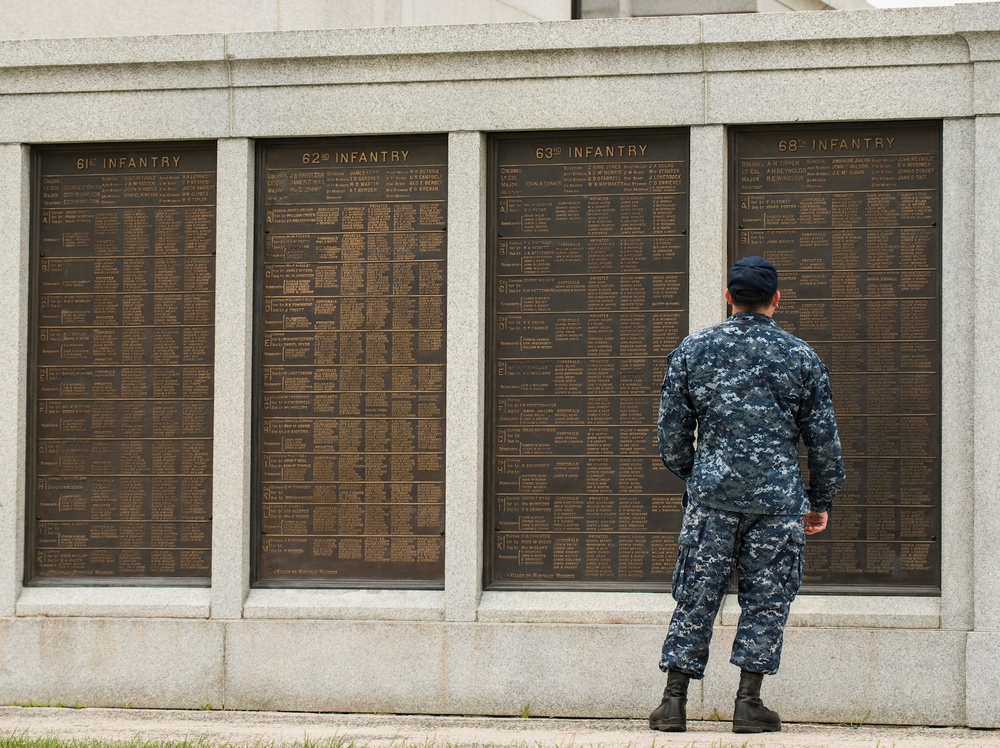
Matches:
[658,312,845,515]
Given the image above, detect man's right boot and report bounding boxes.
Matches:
[732,669,781,734]
[648,669,690,732]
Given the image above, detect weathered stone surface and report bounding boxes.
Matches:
[0,4,997,727]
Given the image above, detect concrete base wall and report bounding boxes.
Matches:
[0,588,990,724]
[0,616,981,726]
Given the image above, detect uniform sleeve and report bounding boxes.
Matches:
[798,357,846,513]
[658,348,697,480]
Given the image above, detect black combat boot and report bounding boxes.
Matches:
[732,669,781,733]
[649,669,690,732]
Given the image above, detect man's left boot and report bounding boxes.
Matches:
[649,669,690,732]
[732,669,781,734]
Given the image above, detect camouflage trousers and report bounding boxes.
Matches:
[659,502,805,678]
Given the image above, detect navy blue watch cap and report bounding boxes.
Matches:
[728,255,778,304]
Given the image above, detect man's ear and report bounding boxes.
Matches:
[771,290,781,310]
[724,288,734,306]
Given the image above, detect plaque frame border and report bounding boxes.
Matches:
[483,127,691,593]
[250,135,448,590]
[727,119,943,597]
[24,140,217,587]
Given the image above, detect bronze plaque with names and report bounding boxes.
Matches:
[255,137,446,587]
[487,130,689,590]
[731,121,941,593]
[29,143,216,582]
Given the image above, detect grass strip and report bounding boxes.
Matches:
[0,737,806,748]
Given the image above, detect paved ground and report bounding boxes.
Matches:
[0,707,999,748]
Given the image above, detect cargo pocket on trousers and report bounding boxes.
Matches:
[784,523,806,596]
[671,510,703,604]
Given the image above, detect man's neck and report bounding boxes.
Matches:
[731,306,775,318]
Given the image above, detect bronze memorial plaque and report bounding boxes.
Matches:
[255,137,446,587]
[29,143,216,582]
[487,130,689,590]
[731,122,941,593]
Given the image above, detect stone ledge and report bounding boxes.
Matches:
[16,586,211,618]
[226,46,703,89]
[224,16,702,61]
[2,7,991,73]
[242,588,445,621]
[0,34,225,68]
[720,593,940,628]
[704,36,968,73]
[0,9,998,99]
[955,2,1000,34]
[702,6,955,45]
[477,590,674,624]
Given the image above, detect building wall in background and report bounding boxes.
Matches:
[0,0,570,41]
[581,0,871,17]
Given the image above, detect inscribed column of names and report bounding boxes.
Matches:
[732,122,941,592]
[257,137,446,586]
[488,130,689,589]
[30,143,216,581]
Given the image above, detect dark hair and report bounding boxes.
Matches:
[731,291,775,314]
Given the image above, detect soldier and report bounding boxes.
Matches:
[648,255,845,734]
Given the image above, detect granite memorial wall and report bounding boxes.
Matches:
[24,124,942,595]
[1,5,995,727]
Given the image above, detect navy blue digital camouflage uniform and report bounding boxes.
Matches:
[658,311,845,677]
